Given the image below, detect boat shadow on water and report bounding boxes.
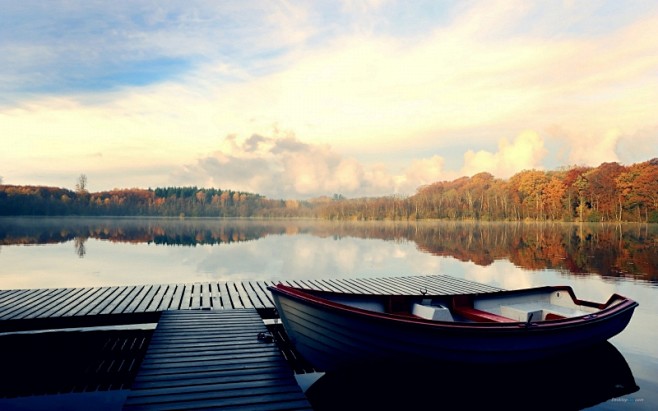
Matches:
[305,342,638,411]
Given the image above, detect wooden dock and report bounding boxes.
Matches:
[123,309,312,411]
[0,275,504,410]
[0,275,502,332]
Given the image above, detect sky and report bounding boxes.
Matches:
[1,0,657,199]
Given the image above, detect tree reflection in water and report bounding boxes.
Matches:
[74,236,87,258]
[1,218,656,283]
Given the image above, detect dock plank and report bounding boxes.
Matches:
[155,284,177,311]
[380,276,432,294]
[134,284,162,313]
[0,287,67,319]
[223,282,245,309]
[246,281,273,308]
[123,309,311,411]
[302,279,336,292]
[87,286,123,315]
[0,289,30,307]
[0,288,50,313]
[123,285,155,314]
[93,285,134,316]
[0,276,503,330]
[209,283,223,309]
[294,279,319,290]
[350,277,399,294]
[326,278,363,293]
[114,285,148,314]
[8,288,74,320]
[143,285,166,312]
[73,286,122,316]
[168,284,186,310]
[238,282,265,309]
[199,283,210,309]
[27,287,96,318]
[176,283,192,310]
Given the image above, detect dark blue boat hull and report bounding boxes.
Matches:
[269,285,638,371]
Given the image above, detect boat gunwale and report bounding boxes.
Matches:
[269,284,639,332]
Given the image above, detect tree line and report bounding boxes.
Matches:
[316,158,658,222]
[1,158,657,222]
[0,185,298,218]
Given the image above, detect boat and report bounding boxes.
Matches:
[268,283,638,371]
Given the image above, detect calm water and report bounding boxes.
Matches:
[0,217,657,410]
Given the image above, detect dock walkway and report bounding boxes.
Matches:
[123,309,312,411]
[0,275,505,410]
[0,275,502,332]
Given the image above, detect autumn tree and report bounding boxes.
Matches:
[543,175,566,220]
[561,166,592,221]
[617,159,658,222]
[584,162,624,221]
[463,172,494,219]
[510,170,550,220]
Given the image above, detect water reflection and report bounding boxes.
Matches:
[305,342,638,411]
[74,236,87,258]
[1,218,656,283]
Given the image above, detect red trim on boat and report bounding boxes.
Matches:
[449,294,515,323]
[545,312,567,321]
[270,283,639,331]
[451,306,517,323]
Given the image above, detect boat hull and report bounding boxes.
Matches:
[269,285,637,371]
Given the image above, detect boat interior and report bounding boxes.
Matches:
[329,288,614,324]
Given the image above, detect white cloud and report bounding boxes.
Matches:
[175,133,402,198]
[396,156,446,193]
[567,129,620,167]
[461,131,547,178]
[2,1,658,192]
[174,132,454,198]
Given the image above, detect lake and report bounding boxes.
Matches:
[0,217,657,410]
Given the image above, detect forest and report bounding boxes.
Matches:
[1,158,657,222]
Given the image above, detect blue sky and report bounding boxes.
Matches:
[2,0,657,198]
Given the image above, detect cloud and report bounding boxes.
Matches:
[567,129,620,167]
[2,1,658,192]
[174,133,399,198]
[397,156,446,192]
[174,130,460,198]
[461,131,547,178]
[189,2,658,163]
[176,130,548,199]
[0,1,316,100]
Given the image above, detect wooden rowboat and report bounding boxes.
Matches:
[268,283,638,371]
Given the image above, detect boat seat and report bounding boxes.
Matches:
[450,295,516,323]
[412,303,454,321]
[500,303,590,322]
[451,306,516,323]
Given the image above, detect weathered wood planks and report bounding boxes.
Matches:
[0,275,503,330]
[122,309,312,411]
